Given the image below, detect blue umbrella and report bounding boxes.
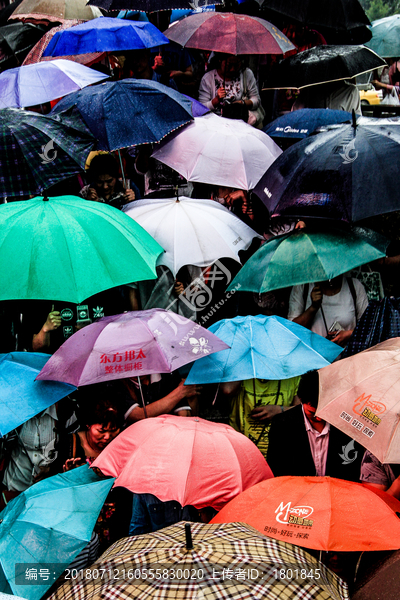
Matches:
[0,352,76,437]
[52,79,195,150]
[42,17,169,57]
[263,108,352,140]
[185,315,343,384]
[0,465,114,600]
[0,60,109,109]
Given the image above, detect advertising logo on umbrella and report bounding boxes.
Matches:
[38,139,57,164]
[275,501,314,527]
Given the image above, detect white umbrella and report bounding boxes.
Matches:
[151,113,282,191]
[123,196,262,276]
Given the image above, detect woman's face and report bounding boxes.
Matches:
[219,57,242,79]
[94,173,117,200]
[87,422,120,450]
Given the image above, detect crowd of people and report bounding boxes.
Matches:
[1,1,400,596]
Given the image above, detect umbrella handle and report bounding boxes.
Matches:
[117,150,126,189]
[137,376,148,419]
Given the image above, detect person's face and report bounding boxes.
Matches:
[94,174,116,199]
[221,57,242,78]
[128,50,150,76]
[302,402,325,428]
[87,422,120,449]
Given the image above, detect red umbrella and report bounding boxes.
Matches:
[92,414,273,511]
[164,12,295,55]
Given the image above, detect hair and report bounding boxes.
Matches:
[87,153,119,182]
[76,384,124,430]
[297,370,319,408]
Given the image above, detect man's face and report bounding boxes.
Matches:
[94,174,116,199]
[302,402,326,429]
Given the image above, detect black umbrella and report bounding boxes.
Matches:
[253,117,400,223]
[264,45,387,89]
[0,21,47,70]
[0,0,24,26]
[87,0,221,10]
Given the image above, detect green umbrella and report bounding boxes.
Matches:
[227,228,388,293]
[0,196,163,303]
[366,14,400,58]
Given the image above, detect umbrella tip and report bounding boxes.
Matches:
[185,523,193,550]
[352,109,357,130]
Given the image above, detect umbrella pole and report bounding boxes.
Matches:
[137,376,148,419]
[212,383,220,406]
[117,149,127,189]
[185,523,193,549]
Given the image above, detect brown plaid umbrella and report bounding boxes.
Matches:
[48,521,349,600]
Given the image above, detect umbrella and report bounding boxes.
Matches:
[0,352,76,437]
[263,108,352,140]
[52,79,195,151]
[88,0,221,10]
[42,17,169,58]
[36,308,229,386]
[226,228,388,294]
[185,315,343,385]
[253,120,400,223]
[264,45,386,90]
[260,0,370,35]
[0,0,24,26]
[47,521,349,600]
[123,196,262,277]
[0,22,46,70]
[352,547,400,600]
[151,113,282,190]
[9,0,101,24]
[366,14,400,58]
[163,11,295,55]
[92,414,272,510]
[212,476,400,551]
[0,59,108,109]
[0,107,94,198]
[317,338,400,464]
[0,464,114,600]
[22,21,105,67]
[0,196,163,303]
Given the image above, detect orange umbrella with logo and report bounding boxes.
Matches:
[211,476,400,551]
[317,338,400,463]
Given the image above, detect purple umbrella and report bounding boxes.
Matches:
[36,308,229,387]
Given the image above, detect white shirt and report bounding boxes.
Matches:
[302,405,330,477]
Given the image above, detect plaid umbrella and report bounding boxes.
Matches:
[47,521,349,600]
[0,107,94,198]
[22,20,104,66]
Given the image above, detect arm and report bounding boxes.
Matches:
[125,380,201,423]
[198,71,222,111]
[290,285,322,330]
[240,68,260,110]
[32,310,62,351]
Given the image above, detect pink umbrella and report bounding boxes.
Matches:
[92,414,273,511]
[37,308,229,387]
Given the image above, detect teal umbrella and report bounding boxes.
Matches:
[185,315,342,384]
[366,14,400,58]
[0,196,163,303]
[227,228,388,294]
[0,465,114,600]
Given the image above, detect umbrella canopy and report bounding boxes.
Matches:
[212,476,400,551]
[88,0,221,10]
[0,107,94,198]
[152,113,282,190]
[22,20,105,66]
[0,59,108,109]
[42,17,169,57]
[0,465,114,600]
[47,521,349,600]
[261,0,370,34]
[0,22,46,70]
[265,45,386,90]
[92,414,272,510]
[264,108,352,140]
[52,79,195,151]
[253,120,400,223]
[185,315,343,384]
[0,352,75,437]
[123,196,261,277]
[163,11,295,55]
[366,14,400,58]
[227,228,388,294]
[317,338,400,464]
[352,547,400,600]
[9,0,101,23]
[0,196,163,303]
[37,308,229,386]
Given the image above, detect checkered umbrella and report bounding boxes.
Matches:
[0,107,94,198]
[47,521,349,600]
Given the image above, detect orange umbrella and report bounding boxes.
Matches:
[211,476,400,551]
